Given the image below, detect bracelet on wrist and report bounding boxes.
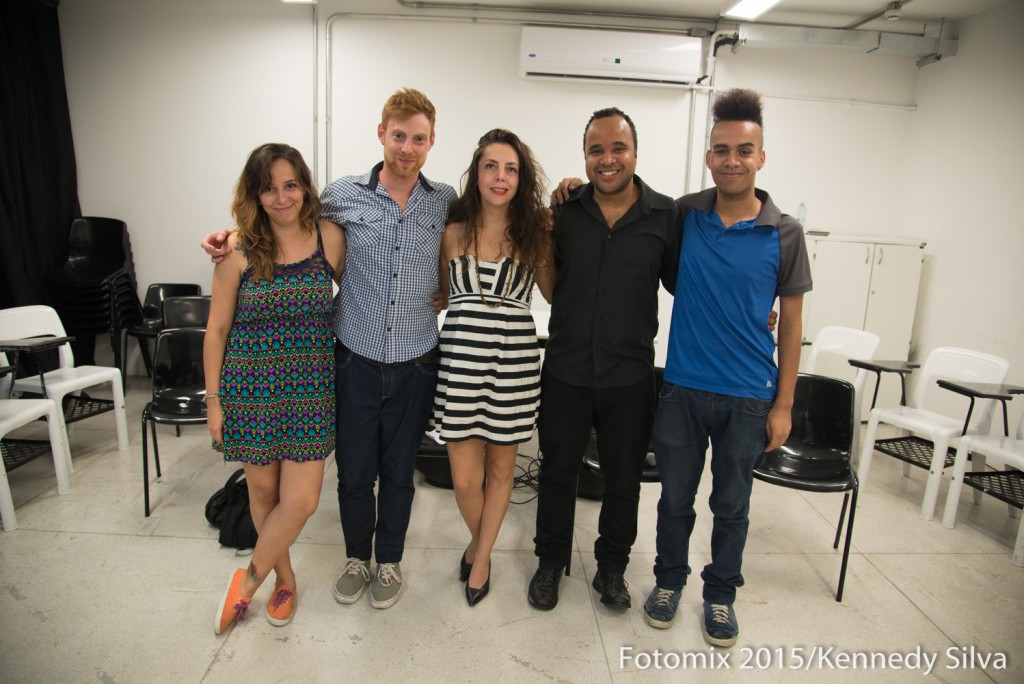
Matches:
[204,392,221,401]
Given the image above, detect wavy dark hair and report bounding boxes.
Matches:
[447,129,550,270]
[712,88,764,129]
[231,143,322,282]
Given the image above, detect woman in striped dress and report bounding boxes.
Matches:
[434,129,555,606]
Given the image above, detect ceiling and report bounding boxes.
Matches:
[394,0,1013,35]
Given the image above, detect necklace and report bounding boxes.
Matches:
[471,224,513,308]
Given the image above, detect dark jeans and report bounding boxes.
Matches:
[651,382,771,603]
[335,343,438,564]
[534,369,655,573]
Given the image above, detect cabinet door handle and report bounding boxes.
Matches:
[865,247,870,264]
[877,247,884,265]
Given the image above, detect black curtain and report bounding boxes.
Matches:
[0,0,80,309]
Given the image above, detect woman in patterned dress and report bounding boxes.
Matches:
[205,143,345,634]
[434,129,555,606]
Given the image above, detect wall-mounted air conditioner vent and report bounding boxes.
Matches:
[519,26,703,88]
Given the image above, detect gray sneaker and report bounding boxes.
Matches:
[370,562,405,609]
[333,558,371,604]
[642,586,681,629]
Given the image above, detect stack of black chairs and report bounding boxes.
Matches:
[47,217,142,368]
[121,284,202,382]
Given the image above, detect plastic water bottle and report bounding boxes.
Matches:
[797,202,807,225]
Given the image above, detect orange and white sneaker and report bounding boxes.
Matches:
[266,585,296,627]
[214,568,251,635]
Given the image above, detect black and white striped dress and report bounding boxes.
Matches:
[433,256,541,445]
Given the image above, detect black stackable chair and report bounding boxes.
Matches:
[121,284,202,381]
[162,296,212,329]
[754,373,859,602]
[47,217,141,367]
[141,327,207,516]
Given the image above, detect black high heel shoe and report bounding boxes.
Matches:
[459,550,473,582]
[465,563,491,607]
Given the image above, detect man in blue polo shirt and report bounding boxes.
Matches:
[641,89,811,647]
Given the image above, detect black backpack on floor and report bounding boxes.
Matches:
[205,468,258,550]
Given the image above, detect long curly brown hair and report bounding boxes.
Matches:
[231,143,322,281]
[447,129,550,270]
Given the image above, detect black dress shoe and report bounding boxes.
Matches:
[459,550,472,582]
[465,564,491,607]
[528,566,562,610]
[592,570,631,609]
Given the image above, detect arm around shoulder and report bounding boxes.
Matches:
[203,236,245,401]
[319,220,346,281]
[534,233,557,304]
[200,228,237,263]
[437,223,463,306]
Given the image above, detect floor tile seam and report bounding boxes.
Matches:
[743,550,865,557]
[860,550,1015,556]
[576,539,618,684]
[2,485,61,514]
[0,526,162,540]
[201,636,233,681]
[857,551,970,661]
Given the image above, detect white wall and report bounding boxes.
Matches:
[58,0,1022,398]
[60,0,314,295]
[897,0,1024,422]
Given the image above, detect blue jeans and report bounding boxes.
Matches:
[651,383,771,603]
[335,343,438,564]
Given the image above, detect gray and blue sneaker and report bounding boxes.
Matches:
[701,601,739,647]
[642,586,681,629]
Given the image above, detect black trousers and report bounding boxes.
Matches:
[534,368,656,572]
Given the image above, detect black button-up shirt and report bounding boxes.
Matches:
[544,175,680,389]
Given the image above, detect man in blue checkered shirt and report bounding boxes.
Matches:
[323,89,456,610]
[202,89,456,610]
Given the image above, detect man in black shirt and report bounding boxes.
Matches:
[529,108,680,611]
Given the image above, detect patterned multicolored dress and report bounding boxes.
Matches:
[433,256,541,445]
[215,226,336,465]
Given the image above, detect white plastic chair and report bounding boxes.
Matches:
[803,326,880,457]
[858,346,1010,521]
[0,395,72,531]
[0,306,128,473]
[942,414,1024,567]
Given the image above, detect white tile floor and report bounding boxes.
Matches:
[1,381,1022,683]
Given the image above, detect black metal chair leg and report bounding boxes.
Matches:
[152,419,162,479]
[834,493,851,549]
[836,487,858,602]
[142,408,150,517]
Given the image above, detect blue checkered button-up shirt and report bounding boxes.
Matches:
[321,162,456,363]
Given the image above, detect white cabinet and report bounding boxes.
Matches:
[800,235,925,410]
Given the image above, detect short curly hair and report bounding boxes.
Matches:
[583,107,638,152]
[712,88,763,129]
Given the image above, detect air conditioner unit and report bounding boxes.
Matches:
[519,26,703,88]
